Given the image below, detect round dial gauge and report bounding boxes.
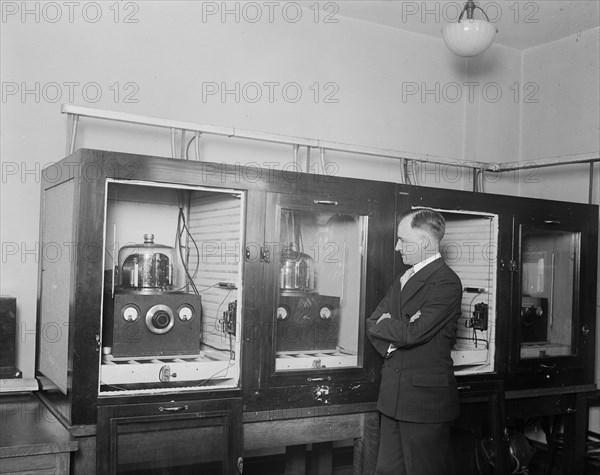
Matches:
[277,305,290,320]
[122,305,140,322]
[319,305,333,320]
[178,305,194,322]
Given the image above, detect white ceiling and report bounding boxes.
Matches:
[335,1,600,50]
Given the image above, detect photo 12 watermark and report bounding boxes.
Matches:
[1,1,140,24]
[201,81,340,104]
[1,241,104,265]
[1,160,140,184]
[399,1,540,25]
[1,81,140,104]
[181,161,340,184]
[0,400,61,425]
[200,1,340,24]
[401,160,541,186]
[401,81,539,104]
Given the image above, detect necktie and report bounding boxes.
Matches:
[400,267,415,289]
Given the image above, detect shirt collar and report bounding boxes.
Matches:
[413,252,441,274]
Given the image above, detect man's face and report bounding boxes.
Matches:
[395,217,427,266]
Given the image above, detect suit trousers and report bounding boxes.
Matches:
[375,413,453,475]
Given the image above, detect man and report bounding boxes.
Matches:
[367,208,462,475]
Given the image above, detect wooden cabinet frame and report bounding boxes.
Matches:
[34,149,598,473]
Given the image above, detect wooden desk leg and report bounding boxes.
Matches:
[561,392,588,475]
[541,415,561,475]
[490,392,509,475]
[285,445,307,475]
[353,435,364,475]
[354,412,379,475]
[312,442,333,475]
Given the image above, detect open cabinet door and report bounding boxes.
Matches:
[37,177,78,394]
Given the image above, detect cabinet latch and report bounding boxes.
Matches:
[500,259,518,272]
[260,246,270,263]
[313,385,330,403]
[159,365,170,382]
[582,324,590,337]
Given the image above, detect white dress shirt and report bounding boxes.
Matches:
[386,253,442,355]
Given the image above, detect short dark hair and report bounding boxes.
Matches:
[399,208,446,242]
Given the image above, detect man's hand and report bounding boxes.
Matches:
[409,310,421,323]
[376,312,391,324]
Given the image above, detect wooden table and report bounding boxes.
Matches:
[0,393,78,474]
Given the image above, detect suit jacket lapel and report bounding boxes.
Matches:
[400,258,445,306]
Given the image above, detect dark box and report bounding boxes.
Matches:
[0,296,22,378]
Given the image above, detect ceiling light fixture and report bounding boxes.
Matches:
[442,0,498,57]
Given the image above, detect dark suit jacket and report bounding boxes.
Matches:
[367,258,462,423]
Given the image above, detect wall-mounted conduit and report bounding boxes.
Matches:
[61,104,599,202]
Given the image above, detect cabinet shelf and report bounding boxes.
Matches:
[452,347,490,367]
[520,342,571,358]
[100,347,236,389]
[275,349,358,371]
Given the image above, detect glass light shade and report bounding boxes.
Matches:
[442,19,497,57]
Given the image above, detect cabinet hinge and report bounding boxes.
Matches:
[508,260,518,272]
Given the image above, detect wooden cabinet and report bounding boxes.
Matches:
[395,185,598,474]
[396,185,598,393]
[96,397,242,474]
[36,150,254,473]
[508,204,598,390]
[0,394,78,475]
[242,181,395,410]
[35,149,597,473]
[35,149,395,473]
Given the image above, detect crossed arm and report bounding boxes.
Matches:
[366,278,462,354]
[376,311,421,324]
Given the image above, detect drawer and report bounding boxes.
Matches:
[97,397,242,474]
[0,452,70,474]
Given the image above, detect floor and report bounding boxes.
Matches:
[242,436,600,475]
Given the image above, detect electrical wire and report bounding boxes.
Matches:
[480,167,485,192]
[399,158,406,184]
[216,289,233,318]
[475,437,495,474]
[195,358,237,386]
[473,167,486,193]
[407,159,419,185]
[404,159,413,185]
[185,135,197,160]
[207,289,236,374]
[175,191,200,294]
[465,292,489,349]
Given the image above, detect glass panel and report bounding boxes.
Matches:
[275,207,368,371]
[519,225,580,359]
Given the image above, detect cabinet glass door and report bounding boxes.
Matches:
[272,199,369,372]
[518,223,580,359]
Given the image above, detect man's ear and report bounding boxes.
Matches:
[420,233,431,249]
